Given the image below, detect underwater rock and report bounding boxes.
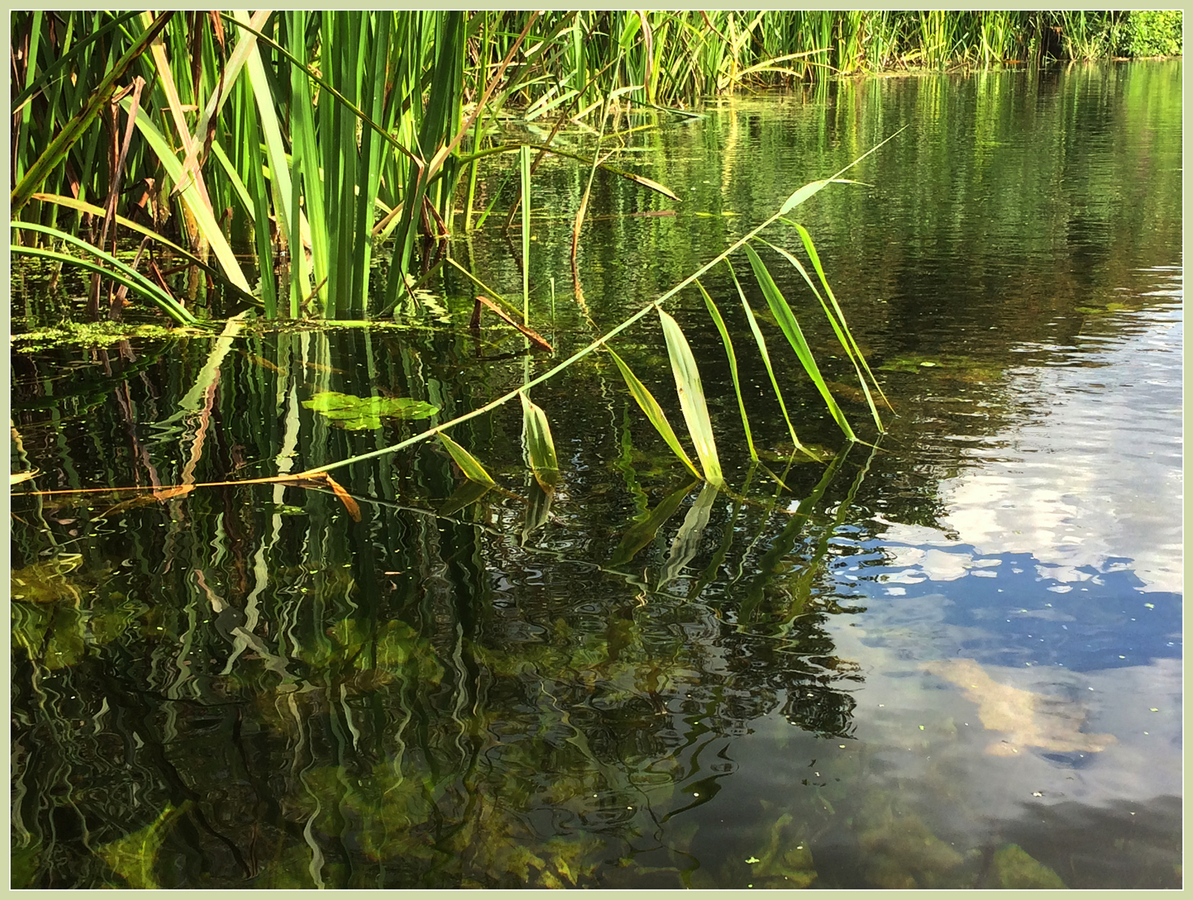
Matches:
[746,812,818,888]
[855,792,965,888]
[922,658,1116,755]
[986,843,1067,889]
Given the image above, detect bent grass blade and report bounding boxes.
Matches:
[726,259,816,461]
[785,221,892,414]
[659,308,723,487]
[607,348,702,482]
[695,279,756,461]
[436,433,496,488]
[744,243,856,442]
[10,222,196,325]
[520,392,560,491]
[760,235,886,431]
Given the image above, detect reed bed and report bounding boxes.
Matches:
[11,10,1172,323]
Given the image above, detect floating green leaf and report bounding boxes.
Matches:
[302,391,439,430]
[658,308,723,486]
[436,433,496,487]
[520,392,560,490]
[607,347,701,481]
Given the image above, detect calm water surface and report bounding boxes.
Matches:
[10,62,1181,888]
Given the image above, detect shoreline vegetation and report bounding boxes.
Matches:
[11,10,1182,323]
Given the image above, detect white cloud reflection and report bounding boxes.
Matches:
[939,302,1182,594]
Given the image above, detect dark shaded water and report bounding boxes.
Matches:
[10,62,1182,888]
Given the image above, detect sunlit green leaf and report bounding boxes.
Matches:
[778,177,860,216]
[696,279,756,460]
[520,392,559,490]
[302,391,439,430]
[607,347,701,481]
[765,225,890,426]
[744,244,856,442]
[658,308,723,486]
[437,433,496,487]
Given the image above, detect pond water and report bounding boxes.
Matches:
[10,62,1182,888]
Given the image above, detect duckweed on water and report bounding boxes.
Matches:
[12,321,197,352]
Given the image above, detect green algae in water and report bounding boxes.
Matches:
[986,843,1067,889]
[12,320,199,352]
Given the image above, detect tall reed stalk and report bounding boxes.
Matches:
[12,12,1157,326]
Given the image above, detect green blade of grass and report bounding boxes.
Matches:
[11,222,196,325]
[520,392,560,490]
[695,278,756,461]
[28,192,255,305]
[607,347,702,481]
[726,259,816,459]
[658,308,723,486]
[744,243,856,442]
[436,433,496,487]
[760,234,887,430]
[782,221,892,414]
[11,11,174,213]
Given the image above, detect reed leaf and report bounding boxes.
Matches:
[520,392,560,491]
[119,95,251,294]
[726,259,812,458]
[11,12,174,214]
[695,279,756,461]
[763,230,890,427]
[658,308,723,486]
[436,433,496,488]
[786,222,892,414]
[607,348,702,482]
[779,178,861,216]
[28,193,255,304]
[11,222,196,325]
[743,244,856,442]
